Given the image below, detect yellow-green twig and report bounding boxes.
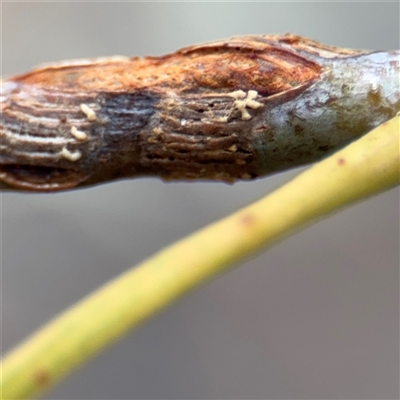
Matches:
[1,116,399,399]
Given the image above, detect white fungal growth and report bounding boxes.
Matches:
[228,144,237,152]
[228,90,247,99]
[245,90,263,109]
[234,100,252,120]
[234,90,263,120]
[70,126,88,141]
[247,90,258,100]
[80,103,97,121]
[61,147,82,162]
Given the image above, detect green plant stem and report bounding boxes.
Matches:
[1,116,399,399]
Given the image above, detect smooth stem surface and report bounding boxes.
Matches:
[1,116,399,399]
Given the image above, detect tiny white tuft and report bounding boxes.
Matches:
[70,126,88,141]
[80,104,97,121]
[228,144,237,152]
[234,100,252,120]
[245,99,263,110]
[228,90,247,99]
[233,90,263,119]
[61,147,82,162]
[247,90,258,100]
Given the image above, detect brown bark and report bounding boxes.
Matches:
[1,34,399,191]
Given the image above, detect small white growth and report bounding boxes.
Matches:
[228,90,247,99]
[234,100,252,120]
[228,144,237,152]
[245,99,263,110]
[215,116,228,123]
[245,90,263,109]
[247,90,258,100]
[70,126,88,141]
[61,147,82,162]
[181,119,187,126]
[80,103,97,121]
[234,90,263,120]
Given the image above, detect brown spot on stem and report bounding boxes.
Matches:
[241,213,256,226]
[33,369,50,387]
[337,158,345,165]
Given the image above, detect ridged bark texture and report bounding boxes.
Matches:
[1,34,399,191]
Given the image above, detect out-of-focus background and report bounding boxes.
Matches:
[2,2,399,399]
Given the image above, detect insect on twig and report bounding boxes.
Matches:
[1,34,399,191]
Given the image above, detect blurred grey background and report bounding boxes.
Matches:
[2,2,399,399]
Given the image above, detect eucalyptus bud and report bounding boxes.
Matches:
[1,34,399,191]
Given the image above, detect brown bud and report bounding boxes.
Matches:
[1,34,399,191]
